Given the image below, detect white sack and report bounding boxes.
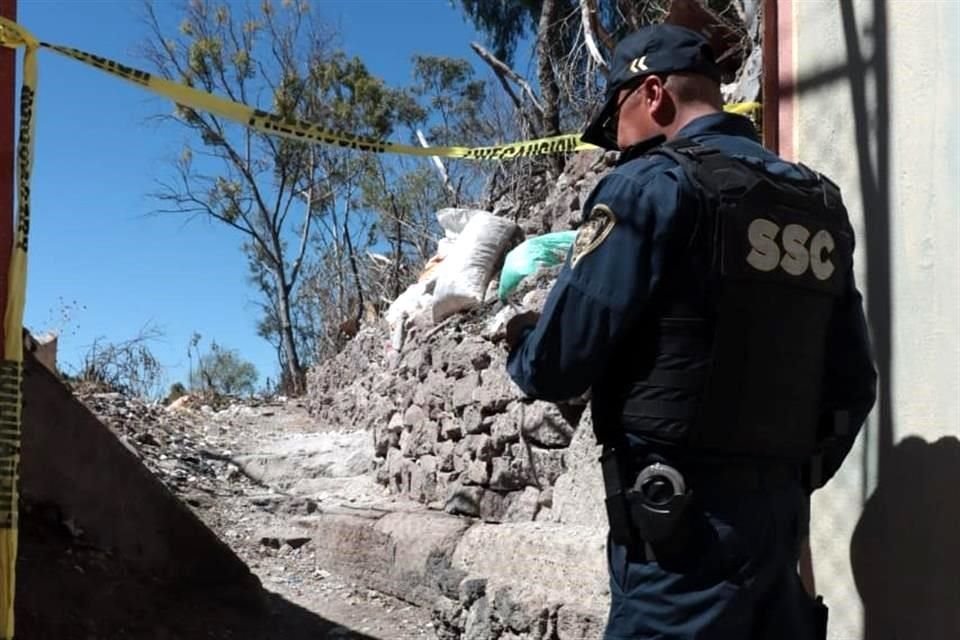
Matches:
[432,212,519,322]
[436,207,486,237]
[436,237,455,259]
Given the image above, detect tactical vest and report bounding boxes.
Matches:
[612,138,853,461]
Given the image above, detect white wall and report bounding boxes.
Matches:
[787,1,960,638]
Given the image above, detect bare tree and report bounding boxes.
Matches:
[142,1,418,390]
[142,0,334,393]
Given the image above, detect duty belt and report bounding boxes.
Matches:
[599,443,801,549]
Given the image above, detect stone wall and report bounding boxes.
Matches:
[306,289,598,525]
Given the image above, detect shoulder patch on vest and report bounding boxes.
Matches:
[571,205,616,268]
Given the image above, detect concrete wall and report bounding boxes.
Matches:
[20,353,260,593]
[782,1,960,638]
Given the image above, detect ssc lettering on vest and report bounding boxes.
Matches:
[746,218,836,281]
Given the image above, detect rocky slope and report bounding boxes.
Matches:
[305,150,613,523]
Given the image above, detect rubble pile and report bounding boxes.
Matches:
[73,387,272,506]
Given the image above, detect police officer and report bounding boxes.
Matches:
[505,24,877,640]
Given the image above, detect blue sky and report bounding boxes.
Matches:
[16,0,502,394]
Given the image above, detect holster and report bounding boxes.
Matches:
[600,447,639,547]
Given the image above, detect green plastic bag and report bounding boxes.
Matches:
[498,230,577,300]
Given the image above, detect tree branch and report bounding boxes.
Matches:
[536,0,562,138]
[580,0,609,67]
[470,42,544,136]
[289,152,316,288]
[469,42,545,116]
[536,0,564,174]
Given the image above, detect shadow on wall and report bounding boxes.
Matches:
[850,436,960,640]
[833,3,960,639]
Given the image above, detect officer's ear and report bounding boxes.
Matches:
[643,75,676,126]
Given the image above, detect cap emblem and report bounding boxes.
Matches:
[629,56,649,73]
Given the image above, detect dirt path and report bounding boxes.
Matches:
[172,401,439,639]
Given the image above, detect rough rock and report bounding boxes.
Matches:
[441,417,463,441]
[478,489,511,523]
[504,486,541,522]
[459,577,487,609]
[410,455,439,501]
[414,371,452,414]
[463,595,495,640]
[550,408,606,526]
[475,365,518,414]
[463,459,490,486]
[453,374,481,411]
[435,440,456,471]
[520,401,576,448]
[404,404,428,428]
[513,443,567,487]
[490,411,520,450]
[462,404,484,435]
[556,605,607,640]
[404,421,439,458]
[460,434,494,462]
[233,430,375,492]
[489,457,526,492]
[450,521,608,617]
[445,481,484,518]
[387,411,405,433]
[448,337,495,378]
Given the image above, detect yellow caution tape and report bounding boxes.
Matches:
[0,16,761,638]
[2,18,757,162]
[0,17,37,640]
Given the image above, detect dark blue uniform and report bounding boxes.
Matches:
[507,112,877,639]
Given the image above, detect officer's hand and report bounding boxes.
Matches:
[505,311,540,351]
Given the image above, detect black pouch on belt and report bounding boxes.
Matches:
[630,463,692,539]
[600,447,695,553]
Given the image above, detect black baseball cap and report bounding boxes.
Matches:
[581,24,722,150]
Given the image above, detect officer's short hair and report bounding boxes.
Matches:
[664,72,723,109]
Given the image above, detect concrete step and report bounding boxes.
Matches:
[279,501,609,639]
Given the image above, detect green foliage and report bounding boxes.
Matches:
[454,0,540,64]
[165,381,188,404]
[189,340,258,397]
[410,55,494,148]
